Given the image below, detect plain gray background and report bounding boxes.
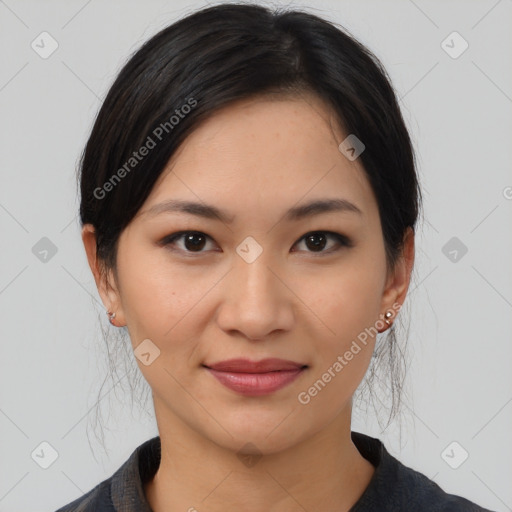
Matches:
[1,0,511,511]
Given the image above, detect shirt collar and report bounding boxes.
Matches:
[108,431,386,511]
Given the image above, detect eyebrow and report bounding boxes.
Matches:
[142,198,362,224]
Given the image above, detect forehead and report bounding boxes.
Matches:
[139,94,378,226]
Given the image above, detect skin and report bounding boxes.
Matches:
[83,92,414,512]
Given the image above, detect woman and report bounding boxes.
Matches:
[56,3,494,511]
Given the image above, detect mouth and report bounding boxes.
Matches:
[202,358,308,396]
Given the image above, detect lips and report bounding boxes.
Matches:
[203,358,308,396]
[204,358,306,373]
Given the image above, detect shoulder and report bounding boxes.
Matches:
[54,436,160,512]
[54,478,113,512]
[385,459,494,512]
[351,431,495,512]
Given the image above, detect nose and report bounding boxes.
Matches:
[216,251,295,341]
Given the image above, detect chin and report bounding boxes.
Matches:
[201,410,312,456]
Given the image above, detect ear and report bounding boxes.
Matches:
[379,226,415,324]
[82,224,125,326]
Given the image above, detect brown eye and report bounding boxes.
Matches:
[182,233,207,251]
[293,231,352,254]
[304,233,328,251]
[161,231,215,253]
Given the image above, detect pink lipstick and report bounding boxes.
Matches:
[204,358,307,396]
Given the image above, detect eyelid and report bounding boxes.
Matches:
[160,230,353,255]
[160,231,218,255]
[292,231,353,254]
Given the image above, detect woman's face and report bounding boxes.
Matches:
[85,93,413,454]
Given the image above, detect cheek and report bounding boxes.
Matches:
[296,265,382,411]
[295,258,385,400]
[116,245,199,341]
[306,257,385,340]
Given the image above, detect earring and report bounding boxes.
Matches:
[106,310,117,326]
[384,310,393,326]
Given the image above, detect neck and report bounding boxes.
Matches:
[145,402,375,512]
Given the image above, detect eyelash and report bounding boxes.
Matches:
[159,230,353,256]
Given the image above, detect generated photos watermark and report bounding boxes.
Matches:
[297,301,402,405]
[93,96,198,200]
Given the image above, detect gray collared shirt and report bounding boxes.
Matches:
[55,431,495,511]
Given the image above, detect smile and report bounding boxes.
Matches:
[203,358,308,396]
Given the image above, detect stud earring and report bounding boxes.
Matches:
[106,310,117,326]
